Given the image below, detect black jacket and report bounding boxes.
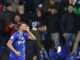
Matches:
[0,11,14,35]
[47,13,60,33]
[60,12,77,33]
[76,15,80,31]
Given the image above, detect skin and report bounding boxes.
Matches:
[37,10,42,17]
[18,5,24,14]
[49,0,56,5]
[9,15,21,28]
[7,23,36,56]
[14,0,20,4]
[38,25,47,32]
[68,6,73,13]
[71,0,74,4]
[6,5,13,12]
[50,9,57,15]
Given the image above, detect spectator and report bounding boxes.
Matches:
[64,0,80,15]
[0,3,3,12]
[7,0,13,3]
[30,9,45,30]
[27,9,46,60]
[0,2,13,60]
[37,25,50,60]
[69,0,78,6]
[42,0,57,14]
[38,24,52,51]
[61,5,77,50]
[25,0,35,13]
[17,5,29,24]
[47,6,60,55]
[5,14,21,35]
[11,0,20,13]
[70,9,80,56]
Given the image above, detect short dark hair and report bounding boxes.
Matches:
[17,22,24,29]
[5,3,12,7]
[37,24,46,28]
[67,4,73,8]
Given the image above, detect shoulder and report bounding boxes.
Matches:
[23,32,29,36]
[12,31,19,37]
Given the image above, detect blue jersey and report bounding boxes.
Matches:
[9,31,29,60]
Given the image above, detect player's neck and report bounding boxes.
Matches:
[19,30,23,35]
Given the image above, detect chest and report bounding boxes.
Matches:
[15,35,25,45]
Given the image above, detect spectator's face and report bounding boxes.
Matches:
[37,10,42,17]
[49,0,56,5]
[14,15,21,23]
[68,6,73,13]
[71,0,74,3]
[50,9,57,14]
[14,0,20,3]
[38,26,47,32]
[18,5,24,14]
[7,5,13,11]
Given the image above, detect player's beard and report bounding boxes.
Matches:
[23,30,27,32]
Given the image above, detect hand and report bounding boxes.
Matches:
[63,33,66,38]
[33,56,37,60]
[9,24,14,28]
[15,51,21,56]
[25,25,30,31]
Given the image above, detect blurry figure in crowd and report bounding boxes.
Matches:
[70,5,80,56]
[25,0,35,13]
[7,0,13,3]
[7,22,36,60]
[42,0,64,17]
[5,14,21,35]
[17,5,29,24]
[26,9,47,60]
[11,0,20,13]
[47,6,61,55]
[29,9,45,30]
[61,5,77,52]
[37,24,50,60]
[0,3,14,60]
[64,0,80,15]
[42,0,56,14]
[0,3,3,12]
[69,0,77,6]
[30,9,44,60]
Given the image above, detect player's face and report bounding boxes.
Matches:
[19,24,26,31]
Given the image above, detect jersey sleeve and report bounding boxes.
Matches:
[23,33,30,39]
[9,34,17,42]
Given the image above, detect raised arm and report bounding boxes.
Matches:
[25,26,36,40]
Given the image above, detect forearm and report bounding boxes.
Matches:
[27,30,36,40]
[7,41,17,53]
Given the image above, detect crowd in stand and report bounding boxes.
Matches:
[0,0,80,60]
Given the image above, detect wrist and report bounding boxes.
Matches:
[14,50,17,53]
[26,30,30,32]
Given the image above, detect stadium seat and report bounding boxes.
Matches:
[49,48,55,60]
[66,56,78,60]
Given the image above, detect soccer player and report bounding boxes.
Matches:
[7,22,36,60]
